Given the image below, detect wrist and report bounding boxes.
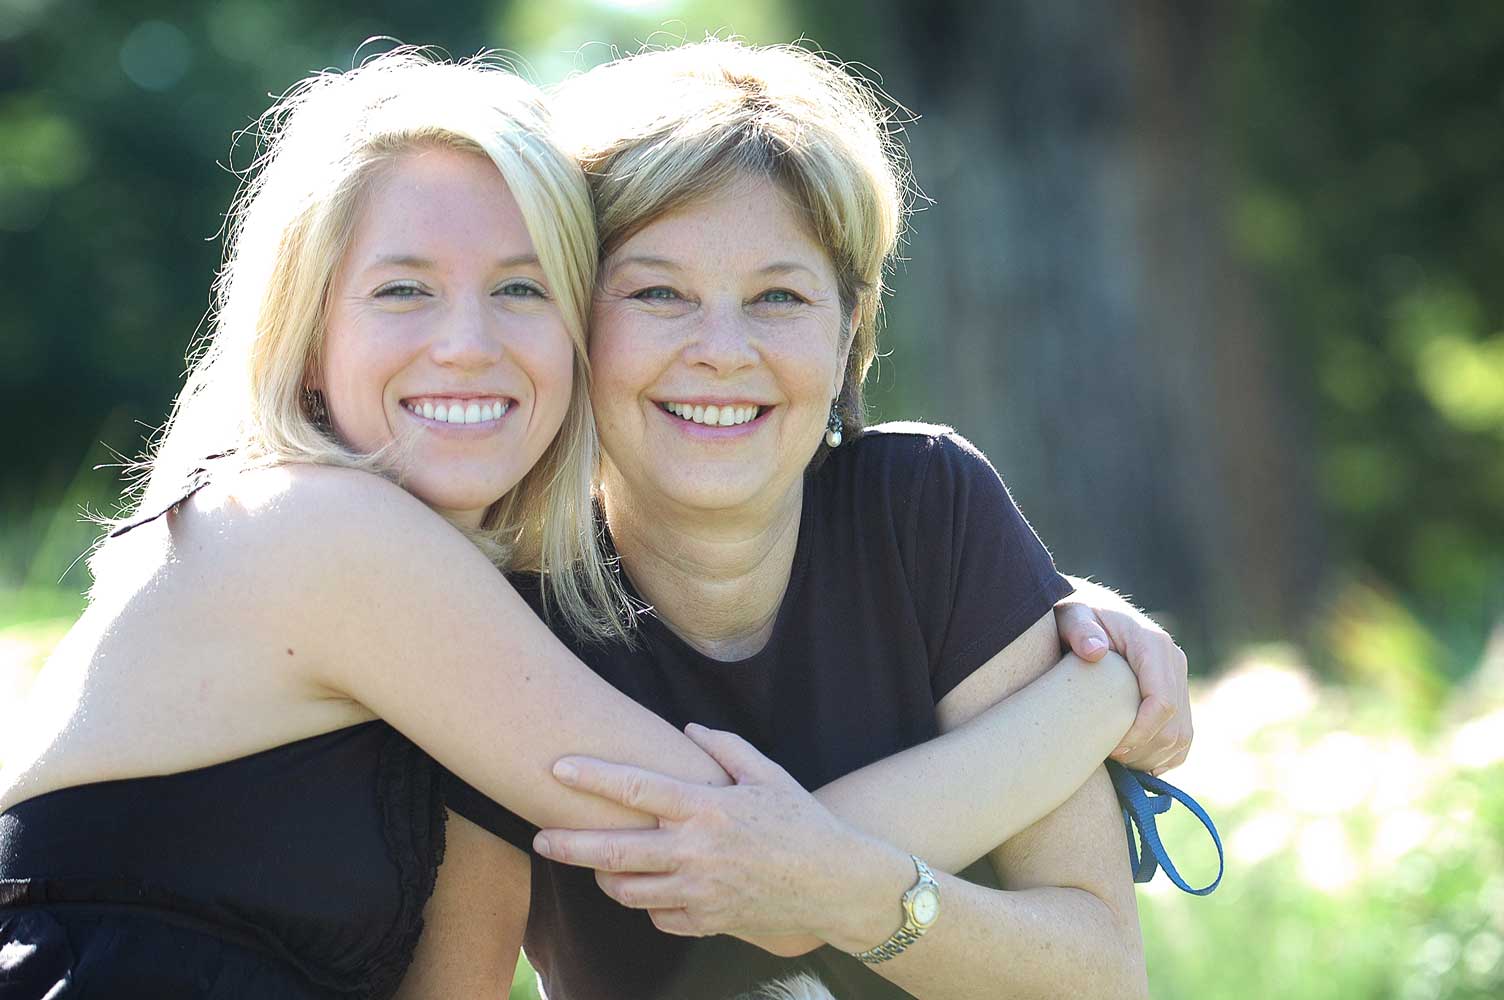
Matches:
[817,837,916,953]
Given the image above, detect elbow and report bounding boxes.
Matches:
[1070,888,1149,1000]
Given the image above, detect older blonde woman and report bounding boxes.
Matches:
[410,39,1214,1000]
[0,46,1193,1000]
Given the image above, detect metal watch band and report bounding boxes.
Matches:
[850,855,938,965]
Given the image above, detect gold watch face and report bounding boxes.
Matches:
[910,885,940,927]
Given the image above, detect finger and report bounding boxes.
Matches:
[552,757,701,821]
[684,724,790,785]
[533,828,680,873]
[1128,720,1190,774]
[1111,694,1175,760]
[1055,603,1110,661]
[594,872,688,911]
[648,908,703,937]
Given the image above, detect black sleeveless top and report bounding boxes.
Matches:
[0,480,447,999]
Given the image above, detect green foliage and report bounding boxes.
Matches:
[1225,1,1504,664]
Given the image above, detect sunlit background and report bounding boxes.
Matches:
[2,1,1502,997]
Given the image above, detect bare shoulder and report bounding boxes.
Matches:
[162,464,472,591]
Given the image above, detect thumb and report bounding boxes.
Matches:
[685,723,784,785]
[1057,603,1110,661]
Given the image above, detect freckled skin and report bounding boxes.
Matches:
[588,174,854,517]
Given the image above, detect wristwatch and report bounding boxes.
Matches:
[850,855,941,964]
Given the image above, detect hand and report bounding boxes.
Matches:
[532,724,886,950]
[1055,596,1192,776]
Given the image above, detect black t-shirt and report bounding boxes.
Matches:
[445,423,1073,999]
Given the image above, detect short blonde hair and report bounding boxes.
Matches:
[113,47,630,640]
[552,38,912,438]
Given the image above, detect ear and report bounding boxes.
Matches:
[303,355,324,393]
[833,305,860,398]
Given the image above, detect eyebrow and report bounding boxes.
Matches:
[609,256,821,280]
[366,253,542,271]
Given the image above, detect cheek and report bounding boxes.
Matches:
[319,329,391,447]
[586,324,649,421]
[527,327,580,426]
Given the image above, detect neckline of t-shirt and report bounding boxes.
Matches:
[613,476,817,670]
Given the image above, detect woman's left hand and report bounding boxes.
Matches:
[1055,593,1193,776]
[532,723,889,951]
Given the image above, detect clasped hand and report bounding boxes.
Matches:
[533,723,876,950]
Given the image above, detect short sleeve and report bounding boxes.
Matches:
[906,431,1074,702]
[440,769,539,853]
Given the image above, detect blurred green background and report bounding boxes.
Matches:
[1,0,1501,997]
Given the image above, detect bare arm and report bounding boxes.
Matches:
[819,610,1147,997]
[536,611,1148,995]
[275,468,1135,849]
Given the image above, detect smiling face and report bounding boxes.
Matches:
[319,146,576,526]
[590,174,852,517]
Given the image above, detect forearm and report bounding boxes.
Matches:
[836,848,1146,999]
[811,650,1138,871]
[817,771,1147,999]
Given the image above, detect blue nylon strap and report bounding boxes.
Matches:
[1105,761,1224,895]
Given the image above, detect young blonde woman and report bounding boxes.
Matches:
[0,48,1193,1000]
[408,39,1215,1000]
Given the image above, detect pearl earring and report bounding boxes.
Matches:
[825,403,843,448]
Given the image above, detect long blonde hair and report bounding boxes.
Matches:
[108,48,631,640]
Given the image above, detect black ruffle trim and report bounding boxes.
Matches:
[364,729,447,1000]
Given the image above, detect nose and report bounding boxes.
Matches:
[682,301,759,375]
[429,298,505,370]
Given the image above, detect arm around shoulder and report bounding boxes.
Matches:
[234,464,730,832]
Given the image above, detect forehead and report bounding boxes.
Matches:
[346,147,535,259]
[613,174,832,277]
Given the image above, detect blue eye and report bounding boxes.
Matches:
[498,279,548,298]
[632,286,680,301]
[759,289,804,305]
[375,282,427,299]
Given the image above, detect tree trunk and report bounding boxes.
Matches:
[802,0,1324,656]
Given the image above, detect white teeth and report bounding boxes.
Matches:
[406,399,510,423]
[662,402,761,426]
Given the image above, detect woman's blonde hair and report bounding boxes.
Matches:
[551,38,913,440]
[110,47,631,640]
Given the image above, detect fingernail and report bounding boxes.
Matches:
[553,760,578,782]
[685,722,704,735]
[1083,637,1107,654]
[1113,746,1133,758]
[533,833,552,855]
